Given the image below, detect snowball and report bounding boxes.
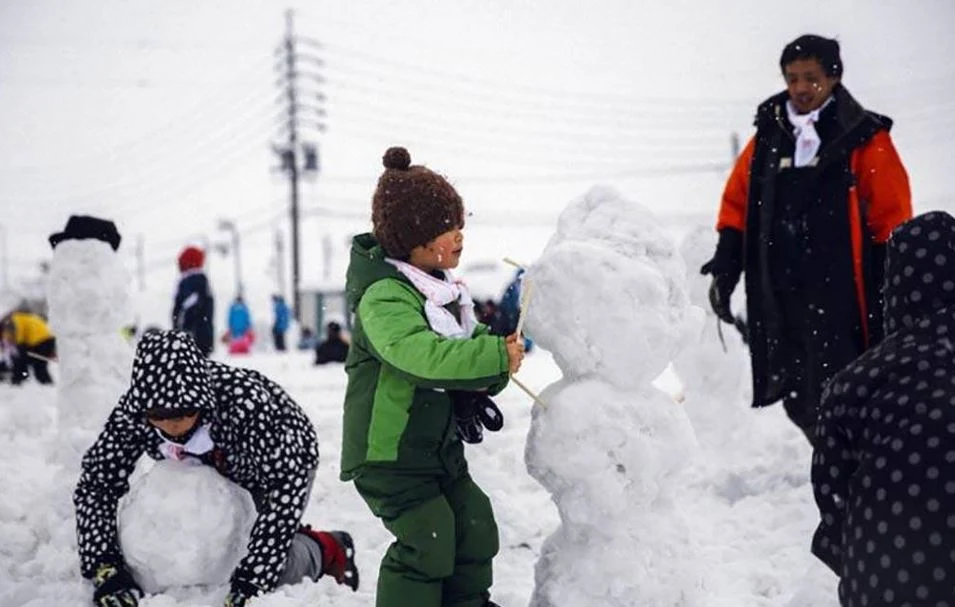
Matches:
[525,380,702,607]
[118,461,255,593]
[526,380,697,518]
[524,186,700,389]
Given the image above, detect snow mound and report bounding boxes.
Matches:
[118,461,256,593]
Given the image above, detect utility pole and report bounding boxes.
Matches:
[274,9,324,321]
[275,228,286,299]
[285,9,301,319]
[730,132,741,161]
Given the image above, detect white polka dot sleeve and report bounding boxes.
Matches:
[73,403,148,578]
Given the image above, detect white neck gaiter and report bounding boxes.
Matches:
[156,423,214,466]
[385,258,478,339]
[786,95,834,168]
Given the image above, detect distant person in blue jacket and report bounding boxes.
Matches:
[271,294,291,352]
[171,246,214,357]
[226,295,254,355]
[494,269,534,353]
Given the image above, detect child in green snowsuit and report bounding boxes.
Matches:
[341,147,525,607]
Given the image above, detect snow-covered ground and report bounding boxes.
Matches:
[0,343,838,606]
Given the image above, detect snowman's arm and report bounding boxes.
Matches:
[73,405,147,579]
[359,281,509,391]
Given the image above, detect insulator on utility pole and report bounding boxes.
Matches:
[303,143,319,172]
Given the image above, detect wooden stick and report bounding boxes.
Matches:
[502,257,526,270]
[515,278,533,338]
[510,375,548,407]
[26,351,57,364]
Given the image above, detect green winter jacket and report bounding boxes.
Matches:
[340,233,510,480]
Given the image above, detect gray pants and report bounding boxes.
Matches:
[275,468,325,587]
[277,532,325,586]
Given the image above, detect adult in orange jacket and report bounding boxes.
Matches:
[700,35,912,442]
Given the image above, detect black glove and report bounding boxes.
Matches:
[473,393,504,431]
[449,391,505,444]
[224,577,260,607]
[92,563,142,607]
[700,228,744,324]
[451,391,484,444]
[707,275,739,324]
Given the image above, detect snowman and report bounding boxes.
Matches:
[47,215,134,472]
[523,186,704,606]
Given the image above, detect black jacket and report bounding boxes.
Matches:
[73,330,319,593]
[812,211,955,605]
[172,270,215,356]
[743,85,892,407]
[314,336,348,365]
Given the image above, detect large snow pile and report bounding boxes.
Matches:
[672,225,749,447]
[524,186,704,606]
[118,461,257,593]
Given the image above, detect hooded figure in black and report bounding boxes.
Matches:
[811,211,955,606]
[74,330,358,607]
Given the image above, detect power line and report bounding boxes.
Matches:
[0,57,277,173]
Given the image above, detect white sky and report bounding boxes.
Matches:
[1,0,954,309]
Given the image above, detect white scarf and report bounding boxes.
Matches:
[786,95,834,168]
[156,423,214,466]
[386,258,478,339]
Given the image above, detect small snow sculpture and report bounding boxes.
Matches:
[524,186,703,606]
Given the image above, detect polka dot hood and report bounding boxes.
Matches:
[74,329,320,594]
[128,329,215,417]
[811,211,955,605]
[883,210,955,335]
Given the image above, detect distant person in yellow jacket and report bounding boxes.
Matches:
[1,311,56,385]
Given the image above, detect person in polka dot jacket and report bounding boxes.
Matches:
[73,329,359,607]
[812,211,955,606]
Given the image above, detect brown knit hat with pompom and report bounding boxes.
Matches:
[372,147,465,259]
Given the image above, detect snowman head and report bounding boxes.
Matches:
[525,187,698,389]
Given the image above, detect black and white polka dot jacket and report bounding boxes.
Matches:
[73,330,319,593]
[812,211,955,605]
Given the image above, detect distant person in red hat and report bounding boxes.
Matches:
[172,246,215,357]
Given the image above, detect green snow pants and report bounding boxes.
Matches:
[354,469,499,607]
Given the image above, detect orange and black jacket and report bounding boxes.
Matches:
[716,85,911,407]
